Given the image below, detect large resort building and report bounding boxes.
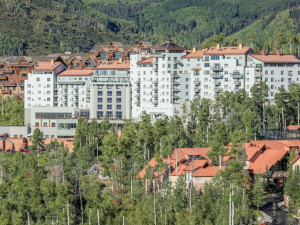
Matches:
[0,40,299,138]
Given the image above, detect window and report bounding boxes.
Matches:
[271,71,274,75]
[225,78,228,82]
[117,98,121,103]
[117,91,121,96]
[265,70,268,75]
[281,71,284,75]
[185,173,191,181]
[265,78,268,82]
[98,98,102,103]
[43,122,47,127]
[116,104,121,110]
[204,63,210,67]
[107,91,112,96]
[36,78,40,81]
[97,111,103,119]
[116,111,122,120]
[211,56,220,60]
[114,52,122,59]
[22,73,27,78]
[98,91,102,96]
[35,122,39,127]
[106,98,112,103]
[51,123,56,127]
[47,78,51,81]
[100,52,107,60]
[106,111,113,119]
[98,104,102,110]
[271,78,274,82]
[107,104,112,110]
[47,84,50,88]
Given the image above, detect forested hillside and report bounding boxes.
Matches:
[0,0,299,55]
[85,0,300,49]
[0,0,139,55]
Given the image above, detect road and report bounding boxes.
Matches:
[260,196,300,225]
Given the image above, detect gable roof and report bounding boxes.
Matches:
[58,69,93,76]
[137,56,153,64]
[153,40,186,51]
[95,60,130,70]
[181,49,207,59]
[33,61,62,71]
[249,52,300,63]
[205,45,252,56]
[248,148,288,174]
[287,125,300,131]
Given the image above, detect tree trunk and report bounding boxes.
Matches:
[154,180,157,225]
[67,202,70,225]
[97,208,100,225]
[27,211,30,225]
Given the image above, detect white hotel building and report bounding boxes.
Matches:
[246,51,300,101]
[24,61,66,108]
[131,40,190,120]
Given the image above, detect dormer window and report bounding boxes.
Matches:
[114,52,122,59]
[100,52,107,60]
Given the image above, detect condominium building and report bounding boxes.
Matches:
[24,61,66,108]
[246,50,300,101]
[56,68,93,109]
[200,44,254,99]
[131,40,188,120]
[90,60,131,126]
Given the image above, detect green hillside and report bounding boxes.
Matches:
[85,0,300,49]
[225,7,300,54]
[0,0,139,56]
[0,0,300,55]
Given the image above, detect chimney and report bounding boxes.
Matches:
[238,43,243,49]
[276,50,281,56]
[216,43,220,50]
[119,58,123,63]
[50,59,55,64]
[261,50,266,56]
[192,47,197,53]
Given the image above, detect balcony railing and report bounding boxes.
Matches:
[231,72,243,79]
[210,65,223,71]
[210,73,223,79]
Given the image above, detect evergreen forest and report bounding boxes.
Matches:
[0,0,299,56]
[0,83,300,224]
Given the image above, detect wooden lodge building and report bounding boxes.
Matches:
[0,41,153,100]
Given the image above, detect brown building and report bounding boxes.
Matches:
[0,41,153,100]
[0,56,57,99]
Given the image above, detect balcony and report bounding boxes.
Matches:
[234,80,241,86]
[173,73,180,78]
[211,65,223,71]
[3,82,16,86]
[210,73,223,79]
[153,100,158,105]
[153,86,158,92]
[134,79,141,84]
[194,86,201,91]
[214,80,221,86]
[134,100,140,105]
[231,72,243,79]
[0,75,7,80]
[214,87,220,92]
[134,92,140,97]
[234,88,240,92]
[255,72,262,78]
[173,79,180,84]
[153,79,158,85]
[194,80,201,85]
